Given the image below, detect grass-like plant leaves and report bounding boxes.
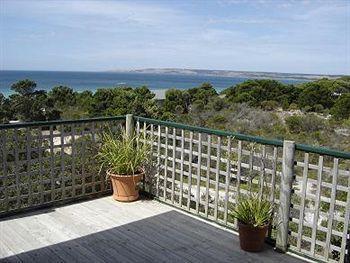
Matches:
[231,194,274,227]
[97,131,151,176]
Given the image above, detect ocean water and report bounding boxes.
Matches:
[0,70,307,97]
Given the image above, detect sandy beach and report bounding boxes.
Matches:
[152,89,167,100]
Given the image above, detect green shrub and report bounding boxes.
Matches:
[286,114,325,134]
[210,97,226,111]
[314,104,324,112]
[261,100,279,111]
[288,103,299,110]
[302,106,312,112]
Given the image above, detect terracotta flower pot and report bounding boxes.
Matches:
[107,170,144,202]
[237,221,268,252]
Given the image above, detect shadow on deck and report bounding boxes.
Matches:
[0,197,305,263]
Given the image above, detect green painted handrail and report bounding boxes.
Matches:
[136,116,350,159]
[295,143,350,159]
[0,115,126,130]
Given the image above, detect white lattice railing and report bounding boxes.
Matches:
[0,114,349,263]
[134,115,350,263]
[0,116,125,215]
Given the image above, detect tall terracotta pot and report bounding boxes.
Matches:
[107,170,144,202]
[237,221,268,252]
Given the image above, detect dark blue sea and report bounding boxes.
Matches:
[0,70,307,97]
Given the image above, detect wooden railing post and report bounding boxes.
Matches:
[344,232,350,263]
[276,140,295,252]
[126,114,134,138]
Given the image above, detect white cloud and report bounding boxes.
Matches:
[3,0,186,29]
[1,0,349,74]
[207,17,279,24]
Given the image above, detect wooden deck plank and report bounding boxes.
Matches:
[14,216,83,263]
[51,198,185,262]
[49,207,151,263]
[78,199,191,262]
[0,241,21,262]
[3,212,105,263]
[152,209,297,263]
[0,197,306,263]
[87,215,185,263]
[1,222,63,263]
[41,212,131,262]
[144,213,240,262]
[60,203,170,262]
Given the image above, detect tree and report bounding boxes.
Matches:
[90,86,157,117]
[298,80,335,110]
[134,86,155,100]
[11,79,37,96]
[75,90,94,116]
[163,89,190,114]
[330,94,350,120]
[90,88,116,116]
[0,93,13,123]
[9,79,38,121]
[223,79,296,108]
[48,86,76,109]
[188,82,217,104]
[8,79,60,122]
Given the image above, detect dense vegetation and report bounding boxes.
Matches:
[1,77,349,151]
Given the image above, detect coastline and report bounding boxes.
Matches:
[1,87,169,100]
[0,70,313,99]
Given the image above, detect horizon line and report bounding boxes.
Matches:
[0,68,347,77]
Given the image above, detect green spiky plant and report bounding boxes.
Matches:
[97,131,151,176]
[231,194,274,227]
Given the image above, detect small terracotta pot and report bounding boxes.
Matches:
[237,221,268,252]
[108,170,144,202]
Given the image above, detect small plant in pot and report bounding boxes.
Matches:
[97,132,151,202]
[230,194,274,252]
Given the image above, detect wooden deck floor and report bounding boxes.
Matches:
[0,197,306,263]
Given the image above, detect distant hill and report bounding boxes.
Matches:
[108,68,343,81]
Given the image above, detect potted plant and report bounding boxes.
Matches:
[230,194,274,252]
[97,132,151,202]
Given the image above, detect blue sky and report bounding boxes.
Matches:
[1,0,349,74]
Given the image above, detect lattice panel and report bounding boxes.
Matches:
[0,120,124,214]
[136,120,283,240]
[136,119,350,262]
[289,152,350,262]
